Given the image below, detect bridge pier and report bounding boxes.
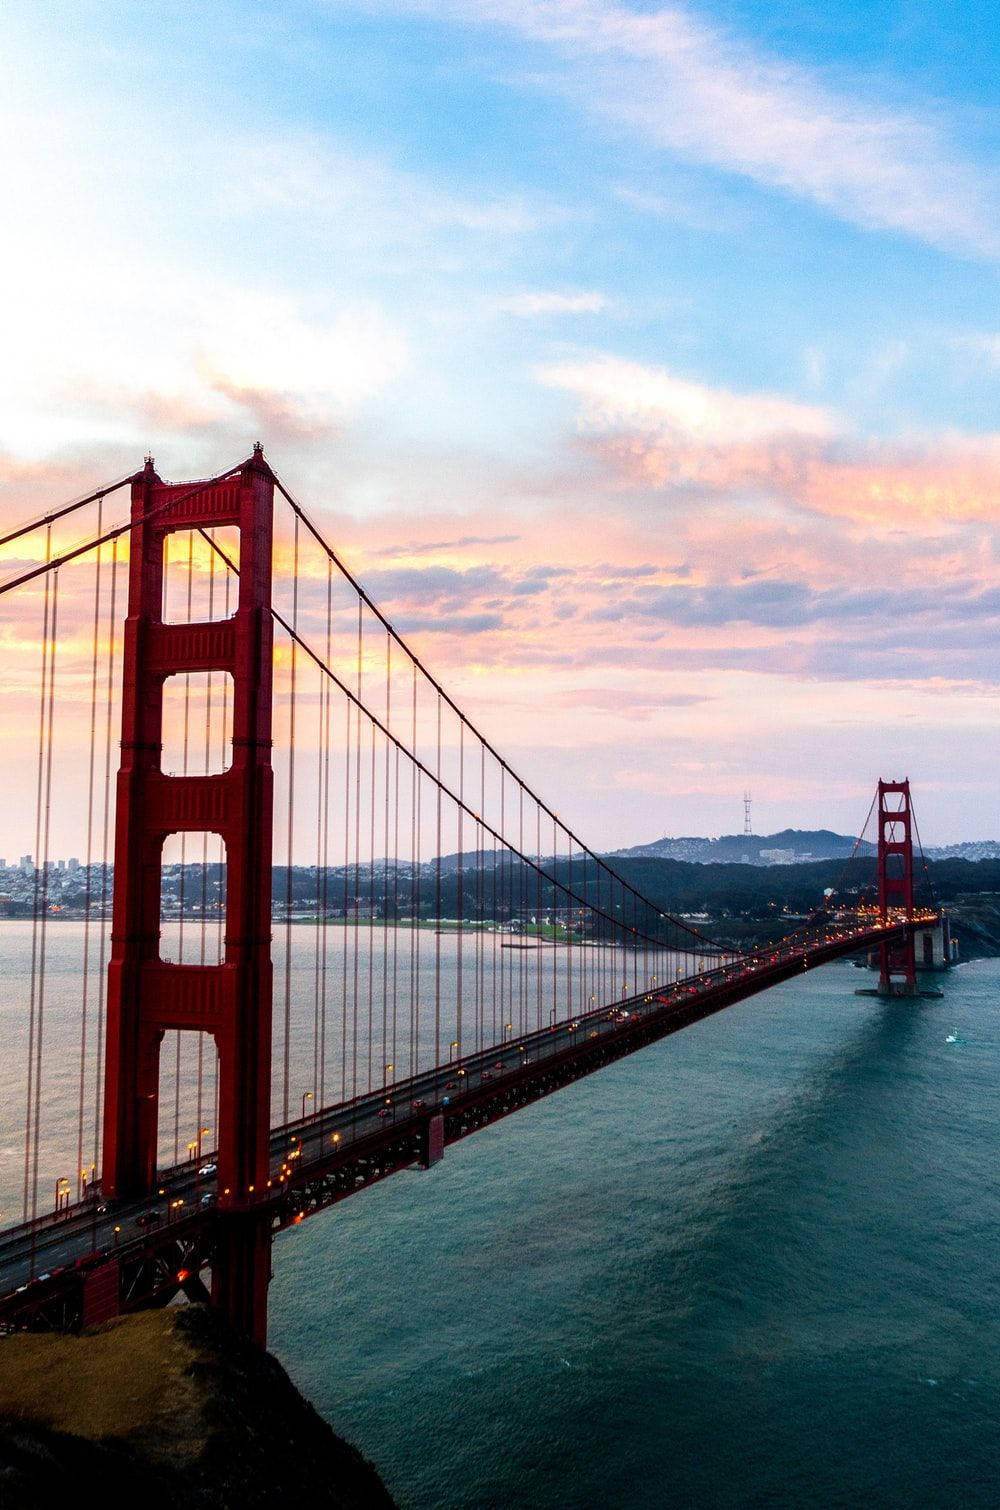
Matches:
[916,915,956,971]
[212,1210,272,1348]
[419,1113,445,1168]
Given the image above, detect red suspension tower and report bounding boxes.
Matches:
[876,778,917,995]
[102,448,275,1342]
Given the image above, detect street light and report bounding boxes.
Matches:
[448,1040,459,1064]
[198,1126,210,1157]
[301,1091,314,1120]
[55,1177,70,1214]
[502,1022,513,1042]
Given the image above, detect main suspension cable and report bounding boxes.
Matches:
[0,461,252,598]
[0,474,132,551]
[196,516,730,959]
[271,475,727,953]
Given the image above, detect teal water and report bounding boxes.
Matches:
[269,958,1000,1508]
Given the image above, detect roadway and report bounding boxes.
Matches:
[0,918,914,1308]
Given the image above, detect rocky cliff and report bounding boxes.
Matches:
[0,1306,396,1508]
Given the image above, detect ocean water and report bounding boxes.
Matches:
[269,958,1000,1509]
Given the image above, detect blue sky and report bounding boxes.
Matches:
[1,0,998,845]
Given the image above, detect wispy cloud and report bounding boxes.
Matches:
[537,354,837,444]
[500,289,607,315]
[373,533,522,557]
[371,0,1000,257]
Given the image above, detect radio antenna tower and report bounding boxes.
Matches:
[743,791,753,837]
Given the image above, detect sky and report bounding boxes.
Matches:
[1,0,998,849]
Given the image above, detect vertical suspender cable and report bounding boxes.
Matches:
[434,692,442,1068]
[23,527,52,1222]
[382,633,391,1083]
[341,697,352,1103]
[215,561,231,1147]
[77,504,103,1198]
[536,804,542,1031]
[283,513,300,1125]
[392,739,399,1081]
[319,559,333,1110]
[566,830,573,1021]
[408,693,417,1079]
[483,739,489,1050]
[411,661,419,1077]
[551,815,558,1027]
[457,722,464,1060]
[498,769,505,1045]
[30,564,59,1223]
[352,600,362,1101]
[174,529,195,1163]
[197,542,217,1145]
[94,538,119,1176]
[313,654,324,1108]
[519,791,528,1038]
[368,718,376,1093]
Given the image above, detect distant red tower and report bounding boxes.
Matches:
[876,778,917,995]
[102,448,275,1341]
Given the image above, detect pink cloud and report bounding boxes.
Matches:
[534,356,1000,529]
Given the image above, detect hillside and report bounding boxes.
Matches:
[609,828,874,865]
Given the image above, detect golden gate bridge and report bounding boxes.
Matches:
[0,449,942,1342]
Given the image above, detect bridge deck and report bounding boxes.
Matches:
[0,921,914,1327]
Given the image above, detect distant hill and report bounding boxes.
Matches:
[607,829,876,866]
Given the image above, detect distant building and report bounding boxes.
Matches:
[760,848,797,864]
